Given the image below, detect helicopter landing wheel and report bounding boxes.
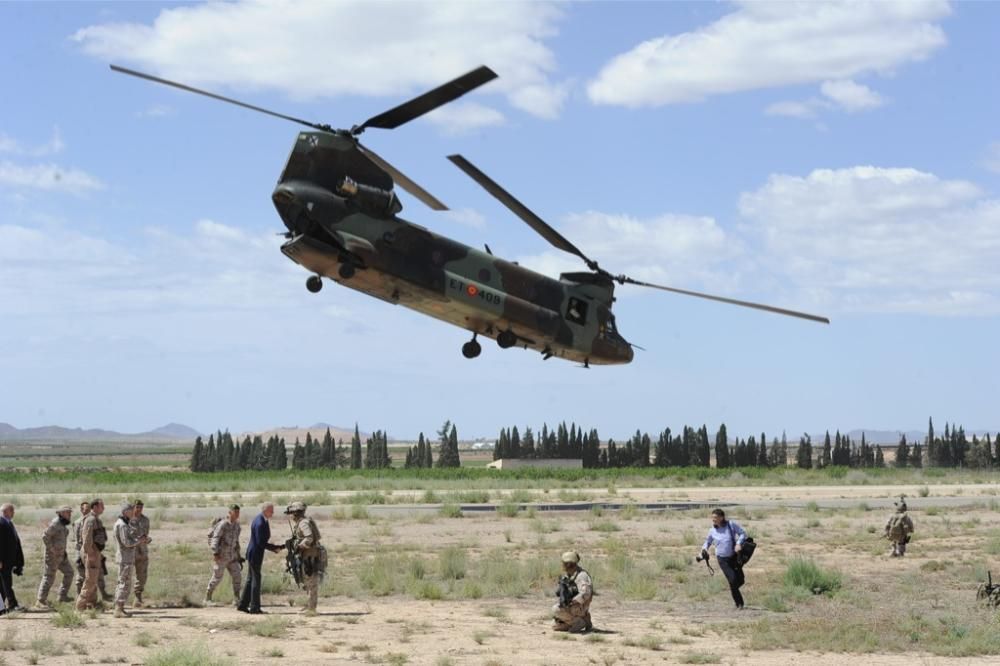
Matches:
[338,263,356,279]
[496,330,517,349]
[461,337,482,359]
[306,275,323,293]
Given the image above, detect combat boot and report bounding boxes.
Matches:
[113,604,130,618]
[101,591,115,603]
[57,594,73,604]
[33,599,52,611]
[133,593,144,609]
[203,590,218,607]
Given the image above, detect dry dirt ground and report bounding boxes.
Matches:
[3,484,1000,665]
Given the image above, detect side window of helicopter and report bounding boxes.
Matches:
[566,297,588,325]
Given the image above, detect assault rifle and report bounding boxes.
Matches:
[977,570,1000,608]
[555,575,578,608]
[284,537,303,588]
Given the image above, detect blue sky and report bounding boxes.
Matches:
[2,1,998,440]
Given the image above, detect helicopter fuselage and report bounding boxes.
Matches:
[272,132,633,365]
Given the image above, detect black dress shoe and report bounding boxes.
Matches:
[236,606,249,613]
[248,609,265,614]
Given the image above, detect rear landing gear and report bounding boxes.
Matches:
[496,329,517,349]
[338,263,356,279]
[462,334,482,359]
[306,275,323,293]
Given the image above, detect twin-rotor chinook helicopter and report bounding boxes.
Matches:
[112,64,829,366]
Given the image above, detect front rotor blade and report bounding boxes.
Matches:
[110,65,331,132]
[359,143,447,211]
[357,66,498,132]
[621,277,830,324]
[447,154,598,270]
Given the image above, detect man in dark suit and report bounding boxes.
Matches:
[0,503,26,614]
[237,502,284,614]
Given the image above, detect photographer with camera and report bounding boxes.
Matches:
[551,551,593,633]
[700,508,749,610]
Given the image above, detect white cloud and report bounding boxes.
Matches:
[984,142,1000,175]
[0,161,105,194]
[765,100,821,119]
[74,1,567,119]
[517,211,741,293]
[820,79,886,112]
[587,0,949,107]
[423,103,506,135]
[0,127,65,156]
[441,208,487,230]
[739,166,1000,315]
[135,104,174,118]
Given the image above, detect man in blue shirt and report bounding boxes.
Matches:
[700,508,748,609]
[237,502,284,614]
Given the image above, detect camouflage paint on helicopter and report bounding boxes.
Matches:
[275,131,633,365]
[112,63,827,366]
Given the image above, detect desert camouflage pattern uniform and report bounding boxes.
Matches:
[74,514,108,598]
[206,519,242,601]
[885,511,915,556]
[113,516,142,609]
[37,515,74,604]
[131,513,150,601]
[292,516,325,611]
[552,568,593,632]
[75,514,106,610]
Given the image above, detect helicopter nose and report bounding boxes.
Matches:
[272,184,303,233]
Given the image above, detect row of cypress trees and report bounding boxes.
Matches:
[190,431,288,472]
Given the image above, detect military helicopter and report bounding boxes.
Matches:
[111,64,828,366]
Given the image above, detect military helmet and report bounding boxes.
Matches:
[561,551,580,564]
[285,501,307,514]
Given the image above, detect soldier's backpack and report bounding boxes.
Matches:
[887,514,906,540]
[207,516,224,546]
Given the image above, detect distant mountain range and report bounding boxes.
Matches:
[0,422,201,442]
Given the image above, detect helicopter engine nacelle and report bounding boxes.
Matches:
[272,180,347,234]
[337,177,403,217]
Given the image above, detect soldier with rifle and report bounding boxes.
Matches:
[551,551,593,633]
[284,501,326,613]
[885,496,914,557]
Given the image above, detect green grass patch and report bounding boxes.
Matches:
[144,644,235,666]
[245,616,290,638]
[784,557,842,595]
[52,606,86,628]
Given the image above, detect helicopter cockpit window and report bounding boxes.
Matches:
[566,297,588,325]
[599,315,619,339]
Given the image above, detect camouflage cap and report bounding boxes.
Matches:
[284,501,306,514]
[57,505,73,513]
[229,504,241,511]
[133,499,144,507]
[561,551,580,564]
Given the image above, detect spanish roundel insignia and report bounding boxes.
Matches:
[467,285,479,297]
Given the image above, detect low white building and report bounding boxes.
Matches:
[486,458,583,470]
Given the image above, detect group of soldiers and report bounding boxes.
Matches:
[0,499,326,618]
[5,497,920,630]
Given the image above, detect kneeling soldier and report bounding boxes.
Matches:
[285,501,326,612]
[36,506,75,608]
[552,551,593,633]
[205,504,242,606]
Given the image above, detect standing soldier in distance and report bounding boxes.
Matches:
[75,498,107,611]
[112,502,149,618]
[74,501,112,602]
[205,504,242,607]
[35,506,75,608]
[885,496,915,557]
[130,499,150,608]
[285,501,326,613]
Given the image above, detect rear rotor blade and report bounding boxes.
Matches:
[356,66,498,133]
[620,276,830,324]
[359,143,447,211]
[448,154,599,270]
[110,65,331,132]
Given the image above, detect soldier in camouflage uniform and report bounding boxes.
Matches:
[35,506,74,608]
[130,499,150,607]
[75,499,108,611]
[74,501,111,601]
[885,496,915,557]
[285,501,325,612]
[552,551,593,633]
[112,502,149,618]
[204,504,242,606]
